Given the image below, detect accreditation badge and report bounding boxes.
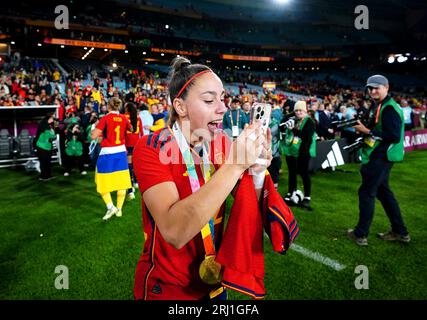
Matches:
[364,136,376,147]
[232,125,239,138]
[292,136,301,145]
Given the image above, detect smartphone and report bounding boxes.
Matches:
[250,103,272,166]
[250,103,272,131]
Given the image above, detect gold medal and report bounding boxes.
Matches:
[199,255,222,285]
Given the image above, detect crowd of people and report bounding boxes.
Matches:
[1,58,426,209]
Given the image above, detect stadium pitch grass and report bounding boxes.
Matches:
[1,150,426,299]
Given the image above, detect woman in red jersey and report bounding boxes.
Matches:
[91,97,132,220]
[133,57,272,300]
[124,102,143,200]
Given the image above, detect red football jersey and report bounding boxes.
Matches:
[125,113,143,147]
[96,112,131,148]
[133,128,231,300]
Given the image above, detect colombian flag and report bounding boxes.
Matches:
[95,145,131,194]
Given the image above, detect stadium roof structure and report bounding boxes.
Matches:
[1,0,426,49]
[115,0,427,35]
[0,0,426,75]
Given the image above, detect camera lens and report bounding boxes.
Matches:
[257,106,262,112]
[260,110,264,117]
[256,114,260,119]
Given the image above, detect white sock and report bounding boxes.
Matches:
[106,203,114,210]
[304,197,311,200]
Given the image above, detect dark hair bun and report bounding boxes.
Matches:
[171,56,191,73]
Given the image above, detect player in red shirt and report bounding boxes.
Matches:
[124,102,143,200]
[133,57,271,300]
[91,97,133,220]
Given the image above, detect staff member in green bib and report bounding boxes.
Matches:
[35,112,57,181]
[347,75,410,246]
[63,119,87,176]
[281,101,316,210]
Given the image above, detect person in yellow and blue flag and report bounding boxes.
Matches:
[91,97,133,220]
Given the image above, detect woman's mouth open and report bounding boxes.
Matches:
[207,120,222,133]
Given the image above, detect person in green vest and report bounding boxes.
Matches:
[347,74,410,246]
[63,119,87,177]
[280,101,316,210]
[35,112,58,181]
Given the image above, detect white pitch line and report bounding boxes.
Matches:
[290,244,346,271]
[263,233,346,271]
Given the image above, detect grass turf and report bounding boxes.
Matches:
[1,150,426,300]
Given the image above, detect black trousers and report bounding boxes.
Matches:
[268,156,282,184]
[286,155,311,197]
[64,154,84,173]
[37,147,52,179]
[354,157,408,237]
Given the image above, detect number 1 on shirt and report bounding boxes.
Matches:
[114,125,121,145]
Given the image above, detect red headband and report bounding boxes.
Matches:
[175,69,211,99]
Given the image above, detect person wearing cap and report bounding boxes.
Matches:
[280,100,316,210]
[222,98,249,139]
[347,75,410,246]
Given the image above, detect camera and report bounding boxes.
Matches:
[332,106,372,130]
[343,134,382,153]
[342,136,364,152]
[331,114,364,129]
[279,111,296,132]
[339,107,382,152]
[281,117,296,130]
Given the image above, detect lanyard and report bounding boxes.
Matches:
[171,123,216,255]
[229,109,239,127]
[296,116,307,130]
[374,102,382,124]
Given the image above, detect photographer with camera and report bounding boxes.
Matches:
[347,75,410,246]
[280,101,316,210]
[63,119,87,176]
[34,112,58,181]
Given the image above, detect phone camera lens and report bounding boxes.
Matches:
[257,107,262,112]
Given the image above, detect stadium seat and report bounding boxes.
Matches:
[0,129,13,159]
[16,129,33,157]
